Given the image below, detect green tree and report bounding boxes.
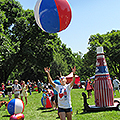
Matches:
[86,30,120,79]
[0,0,57,83]
[50,53,69,79]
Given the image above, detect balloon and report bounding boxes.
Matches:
[34,0,72,33]
[10,113,24,120]
[41,97,44,106]
[7,99,24,115]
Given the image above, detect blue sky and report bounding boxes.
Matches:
[17,0,120,54]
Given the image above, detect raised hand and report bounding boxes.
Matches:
[44,67,50,73]
[72,66,76,74]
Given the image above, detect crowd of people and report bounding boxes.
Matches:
[0,76,120,101]
[84,76,120,98]
[0,78,61,110]
[0,66,76,120]
[0,79,48,105]
[0,73,120,120]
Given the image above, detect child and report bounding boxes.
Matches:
[86,78,93,99]
[113,76,120,96]
[42,89,47,108]
[49,86,56,110]
[1,83,5,97]
[27,80,32,95]
[44,66,76,120]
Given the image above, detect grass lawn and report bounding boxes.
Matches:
[0,89,120,120]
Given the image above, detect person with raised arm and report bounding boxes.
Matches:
[44,66,76,120]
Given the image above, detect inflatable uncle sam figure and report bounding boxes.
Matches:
[94,47,114,107]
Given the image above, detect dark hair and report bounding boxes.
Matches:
[55,76,60,80]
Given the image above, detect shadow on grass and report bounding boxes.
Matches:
[41,109,55,113]
[37,107,55,113]
[37,107,46,110]
[75,109,99,115]
[79,111,95,114]
[2,115,11,117]
[76,110,113,115]
[56,116,60,119]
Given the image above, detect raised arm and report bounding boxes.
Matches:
[44,67,56,88]
[70,66,76,88]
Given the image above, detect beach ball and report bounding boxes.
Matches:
[41,97,44,106]
[7,99,24,115]
[34,0,72,33]
[10,113,24,120]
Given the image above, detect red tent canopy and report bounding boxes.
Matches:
[66,72,80,84]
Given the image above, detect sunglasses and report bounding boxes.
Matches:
[60,77,66,80]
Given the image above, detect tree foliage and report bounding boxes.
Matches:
[85,30,120,79]
[1,0,120,84]
[0,0,78,83]
[0,0,56,83]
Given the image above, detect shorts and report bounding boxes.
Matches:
[87,89,92,92]
[51,96,55,102]
[21,92,28,97]
[113,87,119,91]
[58,107,72,113]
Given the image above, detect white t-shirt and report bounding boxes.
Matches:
[13,84,21,94]
[113,79,120,88]
[55,83,72,108]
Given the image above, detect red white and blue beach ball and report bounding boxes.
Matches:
[7,99,24,115]
[34,0,72,33]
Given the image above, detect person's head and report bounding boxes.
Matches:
[15,80,18,85]
[2,83,4,85]
[42,89,46,93]
[87,78,90,81]
[55,76,60,80]
[28,80,30,83]
[23,81,25,85]
[45,86,48,91]
[60,76,67,86]
[21,80,23,83]
[114,76,117,79]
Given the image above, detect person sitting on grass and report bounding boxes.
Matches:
[44,66,76,120]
